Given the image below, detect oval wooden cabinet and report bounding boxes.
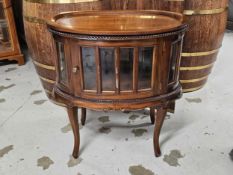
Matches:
[47,10,188,158]
[23,0,110,106]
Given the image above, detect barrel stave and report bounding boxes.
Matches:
[184,0,228,10]
[109,0,136,10]
[180,54,218,67]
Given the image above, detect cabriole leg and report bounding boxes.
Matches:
[167,101,175,113]
[153,106,167,157]
[150,107,155,124]
[67,106,80,159]
[81,108,87,126]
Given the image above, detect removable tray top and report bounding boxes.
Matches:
[47,10,186,36]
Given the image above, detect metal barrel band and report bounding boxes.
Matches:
[182,85,205,93]
[180,76,209,83]
[33,60,56,70]
[182,48,220,57]
[24,15,46,24]
[180,63,214,71]
[24,0,100,4]
[39,76,56,84]
[183,7,228,15]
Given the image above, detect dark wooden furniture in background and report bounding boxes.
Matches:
[227,0,233,30]
[47,11,187,158]
[0,0,24,65]
[12,0,26,46]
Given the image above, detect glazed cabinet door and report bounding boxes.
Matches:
[54,37,74,94]
[0,0,22,59]
[67,38,183,99]
[168,35,184,88]
[0,1,13,56]
[69,40,166,99]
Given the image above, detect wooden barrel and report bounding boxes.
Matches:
[108,0,183,12]
[23,0,110,105]
[180,0,228,92]
[227,0,233,30]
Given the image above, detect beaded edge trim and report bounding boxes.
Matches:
[48,27,188,41]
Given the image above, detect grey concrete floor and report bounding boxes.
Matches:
[0,31,233,175]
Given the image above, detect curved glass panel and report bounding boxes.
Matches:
[138,47,153,90]
[100,48,116,91]
[82,47,96,90]
[120,48,134,91]
[169,44,177,82]
[56,42,67,84]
